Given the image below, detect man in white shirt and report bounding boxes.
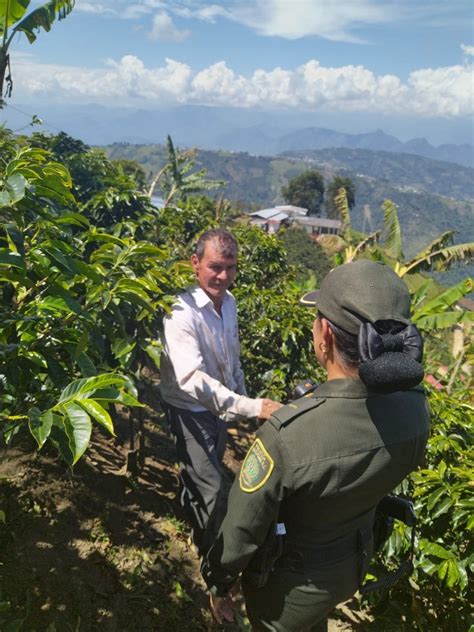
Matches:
[160,229,281,557]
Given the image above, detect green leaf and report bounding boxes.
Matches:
[87,232,127,246]
[418,558,437,575]
[49,417,73,466]
[92,388,142,407]
[28,407,55,448]
[174,580,192,603]
[382,199,403,261]
[63,402,92,464]
[0,0,30,31]
[55,213,89,228]
[414,278,473,320]
[111,338,136,359]
[12,0,75,44]
[422,541,455,560]
[57,374,128,404]
[73,330,89,360]
[22,350,48,368]
[0,249,25,269]
[144,343,161,369]
[0,511,6,524]
[78,399,115,435]
[76,352,97,378]
[426,486,446,511]
[1,173,27,205]
[445,558,461,588]
[431,496,453,520]
[36,295,79,316]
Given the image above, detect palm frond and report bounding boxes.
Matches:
[413,277,473,321]
[402,242,474,276]
[414,310,474,332]
[381,199,403,261]
[352,230,381,257]
[1,0,30,33]
[334,187,351,239]
[12,0,74,44]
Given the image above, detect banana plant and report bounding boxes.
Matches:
[332,187,381,263]
[0,0,75,102]
[380,200,474,277]
[411,277,474,331]
[148,135,224,206]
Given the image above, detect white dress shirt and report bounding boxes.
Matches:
[160,285,263,422]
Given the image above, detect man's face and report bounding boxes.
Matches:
[191,239,237,305]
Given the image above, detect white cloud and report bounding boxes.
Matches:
[150,11,190,41]
[75,1,116,15]
[168,0,392,42]
[461,43,474,57]
[213,0,391,42]
[74,0,397,42]
[75,0,162,19]
[74,1,472,45]
[12,55,473,118]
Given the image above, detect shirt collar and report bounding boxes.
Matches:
[314,378,370,399]
[314,378,425,399]
[188,284,231,310]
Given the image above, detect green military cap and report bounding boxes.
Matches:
[301,260,411,335]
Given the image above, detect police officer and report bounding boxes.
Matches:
[201,259,430,631]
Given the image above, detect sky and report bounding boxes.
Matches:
[1,0,474,144]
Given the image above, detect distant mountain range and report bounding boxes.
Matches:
[275,128,473,169]
[3,103,473,169]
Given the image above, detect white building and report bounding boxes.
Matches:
[250,205,341,236]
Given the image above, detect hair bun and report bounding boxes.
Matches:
[358,352,424,392]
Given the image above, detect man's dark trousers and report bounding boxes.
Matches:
[165,404,228,556]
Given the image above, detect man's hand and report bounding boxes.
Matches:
[258,398,283,420]
[209,593,234,624]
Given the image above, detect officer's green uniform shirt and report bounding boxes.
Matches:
[203,378,430,600]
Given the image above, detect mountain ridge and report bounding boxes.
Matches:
[4,103,473,168]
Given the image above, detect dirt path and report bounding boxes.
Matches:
[0,403,370,631]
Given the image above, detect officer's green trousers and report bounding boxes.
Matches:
[242,551,362,632]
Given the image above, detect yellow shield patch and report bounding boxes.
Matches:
[239,438,274,493]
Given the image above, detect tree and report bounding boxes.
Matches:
[30,130,89,160]
[0,128,186,464]
[326,176,355,219]
[114,158,147,192]
[281,170,325,216]
[0,0,75,104]
[279,226,332,282]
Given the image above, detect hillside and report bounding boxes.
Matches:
[105,143,474,260]
[282,148,474,202]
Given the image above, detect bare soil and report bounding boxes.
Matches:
[0,397,371,632]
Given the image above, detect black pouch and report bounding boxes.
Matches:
[245,522,284,589]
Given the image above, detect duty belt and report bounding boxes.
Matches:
[278,526,373,571]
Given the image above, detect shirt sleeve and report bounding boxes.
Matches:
[163,304,262,421]
[202,421,289,595]
[232,320,247,396]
